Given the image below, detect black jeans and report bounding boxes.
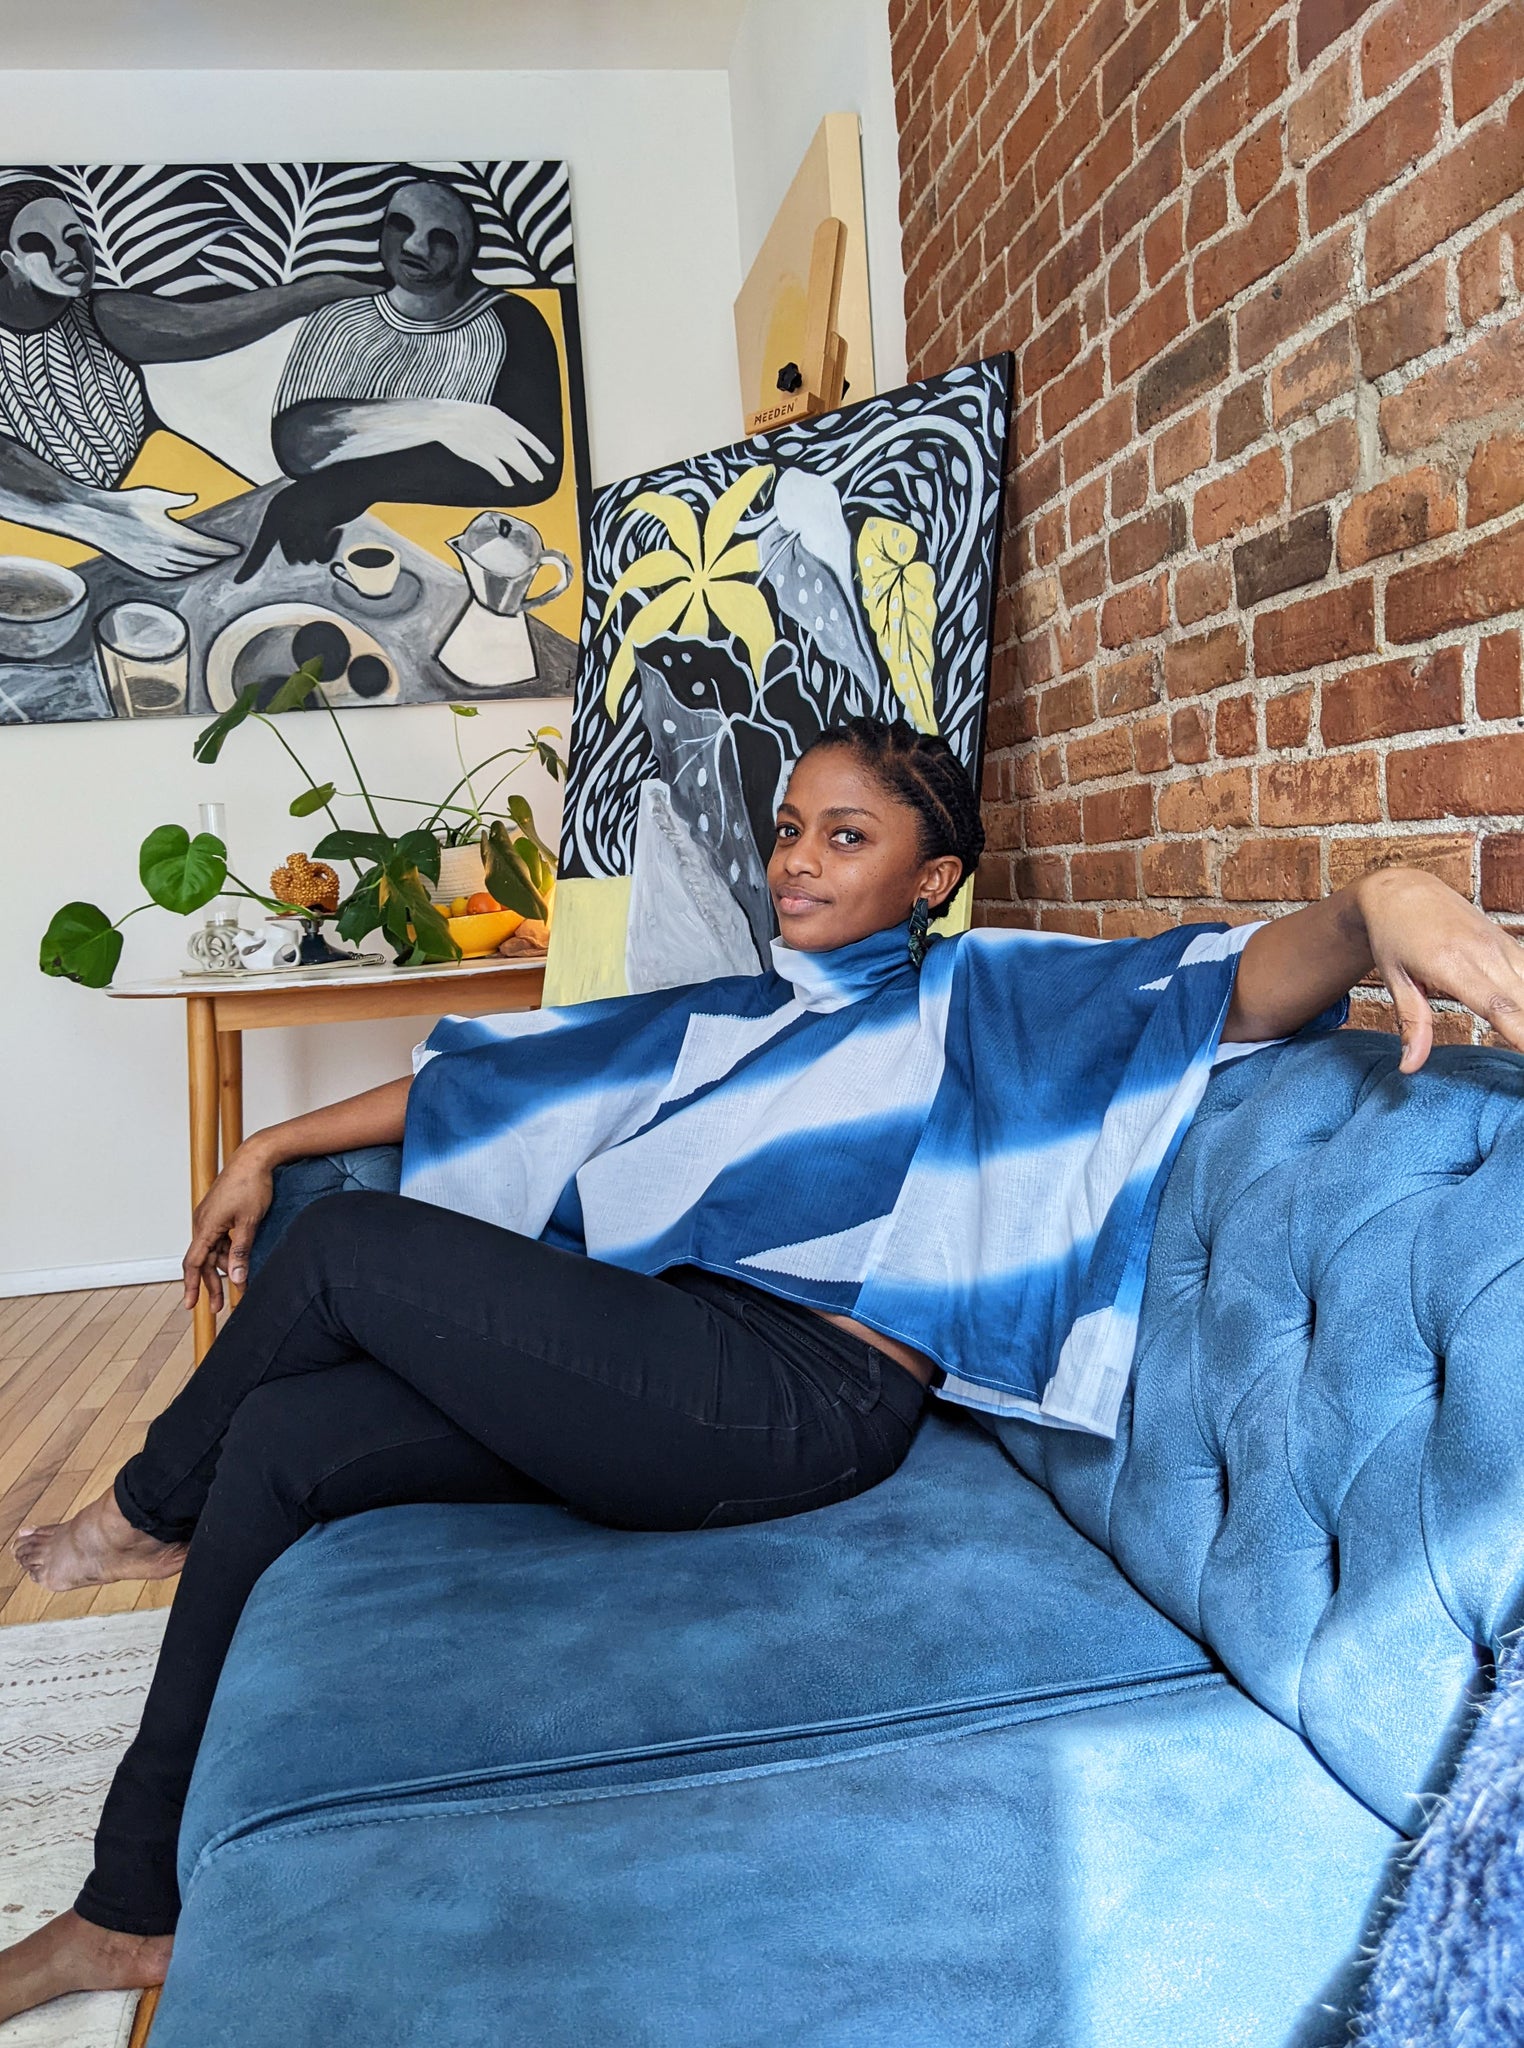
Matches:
[78,1191,926,1935]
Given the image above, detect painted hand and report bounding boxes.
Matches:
[1358,866,1524,1072]
[442,403,554,487]
[94,487,239,579]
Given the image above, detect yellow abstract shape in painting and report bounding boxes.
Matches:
[597,464,776,717]
[542,874,633,1006]
[857,514,938,734]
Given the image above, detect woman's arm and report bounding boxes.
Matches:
[1224,866,1524,1072]
[182,1076,411,1313]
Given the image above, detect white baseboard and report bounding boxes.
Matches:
[0,1257,182,1299]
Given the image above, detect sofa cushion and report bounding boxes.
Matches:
[178,1410,1210,1881]
[992,1034,1524,1830]
[157,1677,1395,2048]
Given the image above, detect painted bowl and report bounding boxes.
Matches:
[0,557,88,660]
[445,909,523,957]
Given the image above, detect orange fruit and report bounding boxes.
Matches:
[465,891,501,915]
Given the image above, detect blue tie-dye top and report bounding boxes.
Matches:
[401,919,1270,1438]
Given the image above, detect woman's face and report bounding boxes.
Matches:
[767,747,963,953]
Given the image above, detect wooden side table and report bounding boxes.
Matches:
[109,955,545,1359]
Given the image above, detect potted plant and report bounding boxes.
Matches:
[39,661,565,988]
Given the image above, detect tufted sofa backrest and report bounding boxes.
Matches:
[989,1032,1524,1831]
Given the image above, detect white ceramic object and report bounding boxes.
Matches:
[433,841,487,906]
[0,556,88,660]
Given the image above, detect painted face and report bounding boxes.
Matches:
[767,746,962,953]
[380,183,475,293]
[4,197,92,298]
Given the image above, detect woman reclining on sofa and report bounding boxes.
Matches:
[6,713,1524,2024]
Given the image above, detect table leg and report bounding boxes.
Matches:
[187,998,220,1363]
[217,1028,244,1309]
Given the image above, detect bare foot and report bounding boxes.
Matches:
[12,1488,187,1593]
[0,1909,172,2024]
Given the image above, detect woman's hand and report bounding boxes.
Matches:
[182,1141,275,1314]
[1357,867,1524,1072]
[1228,865,1524,1071]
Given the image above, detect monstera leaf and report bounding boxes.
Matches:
[856,516,938,734]
[39,903,124,988]
[139,826,228,915]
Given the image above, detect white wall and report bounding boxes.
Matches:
[0,67,741,1289]
[727,0,908,391]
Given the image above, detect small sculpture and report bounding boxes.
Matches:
[270,852,340,914]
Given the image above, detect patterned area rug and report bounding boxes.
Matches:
[0,1612,168,2047]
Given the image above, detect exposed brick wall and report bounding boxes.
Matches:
[890,0,1524,1036]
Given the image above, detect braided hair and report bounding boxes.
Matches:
[797,716,985,920]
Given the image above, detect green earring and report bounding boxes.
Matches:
[908,896,930,969]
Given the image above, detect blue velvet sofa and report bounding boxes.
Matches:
[149,1031,1524,2046]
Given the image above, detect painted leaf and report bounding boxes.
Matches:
[596,548,690,630]
[702,465,774,568]
[603,580,692,718]
[623,490,702,569]
[856,516,938,734]
[706,578,777,687]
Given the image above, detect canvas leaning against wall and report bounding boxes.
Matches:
[0,160,592,725]
[546,355,1013,1007]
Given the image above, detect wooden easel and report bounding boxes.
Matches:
[744,215,850,436]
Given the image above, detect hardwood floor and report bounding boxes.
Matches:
[0,1281,195,1626]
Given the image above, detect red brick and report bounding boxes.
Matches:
[1265,687,1314,748]
[1185,22,1289,169]
[1016,570,1061,635]
[1041,347,1105,436]
[1354,261,1449,379]
[1254,581,1377,674]
[1068,723,1135,781]
[1482,833,1524,910]
[1003,72,1061,181]
[1111,450,1151,518]
[1025,794,1083,846]
[1108,238,1143,317]
[1143,839,1212,895]
[1138,314,1230,428]
[1039,906,1104,934]
[1063,111,1136,229]
[1289,53,1352,165]
[1059,0,1131,108]
[1368,91,1524,291]
[1033,505,1067,567]
[1103,903,1181,935]
[1061,541,1106,607]
[1111,499,1187,581]
[1061,392,1134,482]
[1233,508,1335,606]
[1015,852,1070,899]
[1459,227,1508,327]
[1023,305,1081,396]
[1037,671,1097,733]
[1101,573,1171,646]
[1033,0,1094,79]
[975,851,1015,902]
[1038,745,1065,791]
[1217,378,1267,460]
[1298,0,1379,69]
[1454,9,1524,126]
[1270,321,1355,426]
[1139,12,1224,147]
[1221,836,1322,900]
[1159,766,1253,831]
[1037,216,1104,320]
[1388,733,1524,818]
[1164,622,1249,695]
[1144,202,1185,286]
[1193,186,1299,319]
[1383,314,1524,454]
[1133,712,1172,772]
[1477,628,1523,719]
[1170,703,1211,762]
[1111,271,1192,383]
[1070,475,1108,538]
[1193,447,1286,545]
[1176,556,1234,623]
[1292,417,1360,511]
[1234,119,1282,216]
[1387,525,1524,641]
[1328,831,1475,894]
[1367,0,1483,97]
[1057,603,1100,670]
[1238,229,1355,366]
[1216,693,1258,756]
[1186,169,1229,248]
[1102,126,1184,254]
[1260,752,1383,824]
[1320,646,1465,744]
[1156,406,1213,487]
[1229,0,1281,52]
[1097,651,1161,716]
[1337,466,1459,567]
[1072,847,1141,899]
[1083,783,1154,839]
[1102,0,1182,119]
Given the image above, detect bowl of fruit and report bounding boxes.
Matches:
[438,891,524,957]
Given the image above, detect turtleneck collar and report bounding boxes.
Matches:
[769,921,917,1013]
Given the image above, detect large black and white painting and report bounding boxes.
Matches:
[546,357,1011,1006]
[0,160,591,724]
